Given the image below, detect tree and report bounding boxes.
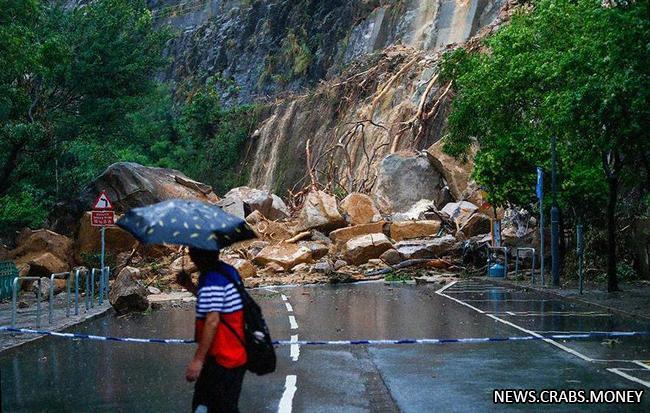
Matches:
[440,0,649,291]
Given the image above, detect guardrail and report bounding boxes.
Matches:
[10,267,110,328]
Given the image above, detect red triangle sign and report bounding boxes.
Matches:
[93,191,113,210]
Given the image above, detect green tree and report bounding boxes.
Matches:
[441,0,649,291]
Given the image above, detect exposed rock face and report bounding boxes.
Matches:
[339,193,381,225]
[394,235,456,259]
[342,233,393,265]
[329,222,387,245]
[295,191,346,233]
[390,221,442,241]
[253,243,313,271]
[372,152,446,214]
[109,267,149,314]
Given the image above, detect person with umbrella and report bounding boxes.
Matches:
[117,200,256,413]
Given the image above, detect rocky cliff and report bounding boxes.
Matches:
[150,0,511,200]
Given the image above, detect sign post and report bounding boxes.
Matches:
[91,191,114,273]
[536,167,545,285]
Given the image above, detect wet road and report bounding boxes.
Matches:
[1,279,649,412]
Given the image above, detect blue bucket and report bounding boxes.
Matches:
[488,263,506,278]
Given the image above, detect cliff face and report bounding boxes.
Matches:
[150,0,504,104]
[146,0,509,198]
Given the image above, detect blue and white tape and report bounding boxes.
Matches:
[0,326,647,346]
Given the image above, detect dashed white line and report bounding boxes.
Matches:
[607,368,650,388]
[285,302,294,313]
[278,375,298,413]
[290,334,300,361]
[288,315,298,330]
[281,294,288,302]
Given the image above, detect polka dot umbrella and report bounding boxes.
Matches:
[116,199,256,251]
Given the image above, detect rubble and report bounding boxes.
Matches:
[390,220,441,241]
[295,190,346,232]
[329,222,387,245]
[394,235,456,260]
[253,243,313,271]
[109,266,149,314]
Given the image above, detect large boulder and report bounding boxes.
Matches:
[295,191,346,233]
[231,259,257,279]
[372,152,446,214]
[10,229,74,266]
[339,193,381,225]
[269,195,291,221]
[391,199,438,222]
[329,222,387,245]
[441,201,479,229]
[109,266,149,314]
[222,187,290,221]
[426,140,476,200]
[457,213,491,238]
[253,244,313,271]
[217,197,247,220]
[52,162,219,235]
[390,221,442,241]
[342,233,393,265]
[394,235,456,259]
[245,210,293,242]
[75,212,138,263]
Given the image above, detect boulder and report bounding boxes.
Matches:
[334,260,348,270]
[372,152,446,214]
[329,222,387,245]
[231,259,257,278]
[297,241,329,260]
[31,277,65,299]
[426,139,476,200]
[394,235,456,260]
[458,213,491,238]
[10,229,74,267]
[310,230,332,245]
[339,193,381,225]
[342,233,393,265]
[269,194,291,221]
[225,187,273,218]
[109,267,149,314]
[311,261,334,274]
[217,197,247,220]
[379,249,403,265]
[295,191,346,232]
[391,199,438,222]
[253,244,313,271]
[390,221,442,241]
[441,201,479,228]
[75,212,138,263]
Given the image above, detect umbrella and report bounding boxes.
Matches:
[116,199,256,251]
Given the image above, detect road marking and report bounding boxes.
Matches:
[285,302,294,313]
[634,361,650,370]
[437,281,650,388]
[278,375,297,413]
[489,311,611,317]
[289,315,298,330]
[607,368,650,388]
[281,294,288,302]
[290,334,300,361]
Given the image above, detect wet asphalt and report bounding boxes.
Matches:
[1,279,649,412]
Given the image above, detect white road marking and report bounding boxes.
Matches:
[634,361,650,370]
[289,315,298,330]
[607,368,650,388]
[290,335,300,361]
[285,302,294,313]
[281,294,288,302]
[437,280,650,388]
[278,375,298,413]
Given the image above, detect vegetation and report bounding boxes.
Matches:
[0,0,258,236]
[440,0,649,291]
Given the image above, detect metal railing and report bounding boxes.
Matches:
[11,267,111,328]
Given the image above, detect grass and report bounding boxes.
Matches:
[384,271,412,283]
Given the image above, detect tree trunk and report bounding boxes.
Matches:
[606,175,619,292]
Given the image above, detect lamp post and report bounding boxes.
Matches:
[551,136,560,287]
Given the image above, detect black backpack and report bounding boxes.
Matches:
[221,272,276,376]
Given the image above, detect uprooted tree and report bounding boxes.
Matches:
[440,0,649,291]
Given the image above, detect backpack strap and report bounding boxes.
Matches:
[220,318,246,347]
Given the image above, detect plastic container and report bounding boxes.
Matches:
[488,263,506,278]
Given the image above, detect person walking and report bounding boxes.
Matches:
[177,248,247,413]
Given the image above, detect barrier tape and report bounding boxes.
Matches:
[1,326,647,346]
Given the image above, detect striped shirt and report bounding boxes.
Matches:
[195,263,247,368]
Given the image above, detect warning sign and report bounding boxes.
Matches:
[91,211,115,227]
[93,191,113,210]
